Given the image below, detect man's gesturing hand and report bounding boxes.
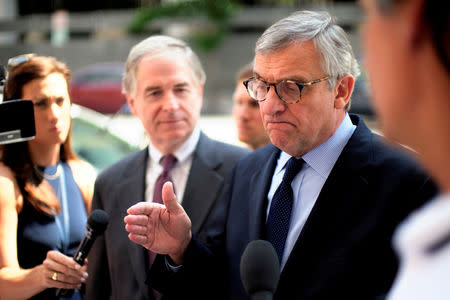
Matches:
[124,181,192,265]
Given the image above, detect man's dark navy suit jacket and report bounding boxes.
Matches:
[150,114,437,300]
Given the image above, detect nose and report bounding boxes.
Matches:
[162,92,180,111]
[49,102,61,120]
[235,104,250,120]
[260,85,285,116]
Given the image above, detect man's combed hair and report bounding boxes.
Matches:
[255,10,360,91]
[122,35,206,97]
[236,62,254,83]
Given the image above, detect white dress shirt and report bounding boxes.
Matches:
[145,126,201,204]
[387,193,450,300]
[266,113,356,270]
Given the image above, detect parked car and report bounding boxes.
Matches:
[71,104,146,171]
[70,104,243,171]
[69,62,127,114]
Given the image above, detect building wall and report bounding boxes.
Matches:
[0,4,366,114]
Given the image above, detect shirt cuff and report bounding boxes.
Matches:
[164,255,183,272]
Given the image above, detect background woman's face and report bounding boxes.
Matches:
[22,72,72,147]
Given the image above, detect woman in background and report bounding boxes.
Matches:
[0,54,96,299]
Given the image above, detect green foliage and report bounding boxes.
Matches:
[188,23,228,51]
[127,0,239,52]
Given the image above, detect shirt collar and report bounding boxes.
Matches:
[148,126,201,164]
[279,113,356,178]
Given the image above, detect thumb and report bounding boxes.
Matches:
[162,182,183,214]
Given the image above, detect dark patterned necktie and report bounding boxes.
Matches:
[152,154,177,205]
[266,157,304,264]
[149,155,177,299]
[149,154,177,266]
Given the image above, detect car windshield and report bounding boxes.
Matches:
[71,104,144,171]
[72,118,139,171]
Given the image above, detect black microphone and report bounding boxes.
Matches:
[240,240,280,300]
[56,209,109,297]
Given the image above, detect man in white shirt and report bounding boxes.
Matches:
[85,35,249,300]
[359,0,450,299]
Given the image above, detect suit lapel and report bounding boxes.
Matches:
[249,146,280,241]
[117,149,147,210]
[182,134,224,235]
[119,149,150,295]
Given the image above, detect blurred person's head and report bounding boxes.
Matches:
[232,62,270,150]
[248,10,359,157]
[360,0,450,190]
[3,54,76,163]
[1,54,78,214]
[122,35,206,154]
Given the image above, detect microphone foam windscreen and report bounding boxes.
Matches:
[240,240,280,295]
[87,209,109,234]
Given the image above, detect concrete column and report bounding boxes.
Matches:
[0,0,18,45]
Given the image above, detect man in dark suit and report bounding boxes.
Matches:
[85,35,249,300]
[124,11,437,299]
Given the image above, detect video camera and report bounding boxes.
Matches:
[0,65,36,145]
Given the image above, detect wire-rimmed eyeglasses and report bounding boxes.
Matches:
[7,53,36,72]
[243,76,329,104]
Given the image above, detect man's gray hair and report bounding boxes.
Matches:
[122,35,206,97]
[255,10,360,89]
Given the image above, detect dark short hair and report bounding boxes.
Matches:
[236,62,254,82]
[376,0,449,74]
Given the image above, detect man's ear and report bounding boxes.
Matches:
[333,75,355,110]
[197,83,204,107]
[125,93,137,117]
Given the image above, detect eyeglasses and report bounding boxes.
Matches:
[243,76,329,104]
[7,53,36,72]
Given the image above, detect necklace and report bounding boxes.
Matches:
[34,163,62,180]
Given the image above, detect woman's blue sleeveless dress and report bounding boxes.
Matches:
[17,162,87,300]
